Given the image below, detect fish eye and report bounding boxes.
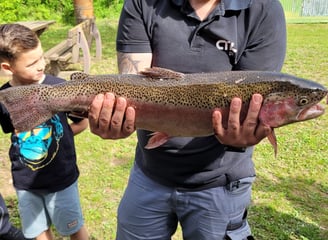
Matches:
[298,96,309,106]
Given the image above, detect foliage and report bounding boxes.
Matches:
[0,0,73,23]
[0,0,122,24]
[0,0,32,22]
[94,0,124,19]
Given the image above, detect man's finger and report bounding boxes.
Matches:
[227,98,242,134]
[88,93,105,130]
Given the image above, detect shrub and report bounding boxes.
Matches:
[0,0,122,24]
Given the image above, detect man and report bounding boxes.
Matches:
[0,193,28,240]
[89,0,286,239]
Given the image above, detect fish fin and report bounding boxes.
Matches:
[70,72,90,81]
[145,132,170,149]
[267,129,278,158]
[140,67,185,81]
[0,85,55,132]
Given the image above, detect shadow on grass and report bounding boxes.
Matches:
[249,204,326,240]
[251,174,327,240]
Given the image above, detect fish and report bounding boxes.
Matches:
[0,67,326,155]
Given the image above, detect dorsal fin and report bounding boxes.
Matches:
[70,72,90,81]
[140,67,185,81]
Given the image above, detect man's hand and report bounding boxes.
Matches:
[88,93,136,139]
[213,94,272,148]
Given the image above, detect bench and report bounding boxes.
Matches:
[17,20,56,36]
[44,18,102,76]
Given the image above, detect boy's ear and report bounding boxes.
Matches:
[0,62,13,74]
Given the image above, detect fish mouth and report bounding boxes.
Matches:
[297,103,325,121]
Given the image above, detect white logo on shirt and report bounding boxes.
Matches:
[216,40,237,56]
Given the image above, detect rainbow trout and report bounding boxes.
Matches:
[0,67,326,154]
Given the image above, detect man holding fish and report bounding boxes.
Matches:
[88,0,287,239]
[0,0,326,239]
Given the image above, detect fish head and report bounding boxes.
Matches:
[259,82,327,128]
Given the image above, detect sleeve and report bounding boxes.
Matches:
[234,0,287,71]
[0,103,14,133]
[67,113,85,124]
[116,0,152,53]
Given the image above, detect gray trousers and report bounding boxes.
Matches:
[116,164,254,240]
[0,193,11,236]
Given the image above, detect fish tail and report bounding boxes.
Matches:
[0,85,55,132]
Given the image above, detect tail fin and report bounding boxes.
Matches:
[0,85,55,132]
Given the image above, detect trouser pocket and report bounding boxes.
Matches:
[224,209,254,240]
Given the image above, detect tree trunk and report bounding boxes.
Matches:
[73,0,94,24]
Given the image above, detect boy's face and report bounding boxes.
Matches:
[7,42,46,86]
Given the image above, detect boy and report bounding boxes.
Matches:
[0,24,89,240]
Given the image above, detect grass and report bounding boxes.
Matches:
[284,12,328,24]
[0,19,327,239]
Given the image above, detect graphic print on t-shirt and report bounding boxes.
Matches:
[13,115,63,171]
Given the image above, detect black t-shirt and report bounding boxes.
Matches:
[116,0,286,189]
[0,75,81,192]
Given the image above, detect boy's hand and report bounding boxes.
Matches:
[88,93,136,139]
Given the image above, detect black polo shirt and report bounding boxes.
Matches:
[117,0,286,189]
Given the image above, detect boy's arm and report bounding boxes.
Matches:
[0,103,14,133]
[70,118,88,135]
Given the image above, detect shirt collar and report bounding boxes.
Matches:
[222,0,252,10]
[171,0,252,11]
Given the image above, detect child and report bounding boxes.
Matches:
[0,24,89,240]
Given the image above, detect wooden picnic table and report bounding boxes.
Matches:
[16,20,56,36]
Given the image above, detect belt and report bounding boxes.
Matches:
[176,175,255,192]
[176,174,228,192]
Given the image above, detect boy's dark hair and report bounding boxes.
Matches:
[0,24,39,63]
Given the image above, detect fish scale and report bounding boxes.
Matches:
[0,67,327,155]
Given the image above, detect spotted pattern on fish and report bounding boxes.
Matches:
[25,70,324,114]
[0,67,326,140]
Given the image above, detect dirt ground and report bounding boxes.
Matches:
[0,72,14,198]
[0,70,15,197]
[0,156,15,197]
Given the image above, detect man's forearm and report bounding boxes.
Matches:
[117,52,152,74]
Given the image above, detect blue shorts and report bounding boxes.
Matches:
[117,164,254,240]
[16,180,84,238]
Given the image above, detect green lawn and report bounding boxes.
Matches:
[1,20,327,239]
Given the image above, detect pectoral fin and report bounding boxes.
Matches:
[145,132,170,149]
[267,129,278,157]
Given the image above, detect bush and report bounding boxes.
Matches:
[0,0,122,24]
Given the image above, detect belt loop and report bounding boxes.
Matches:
[226,180,240,191]
[225,173,241,191]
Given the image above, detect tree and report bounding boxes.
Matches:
[73,0,94,24]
